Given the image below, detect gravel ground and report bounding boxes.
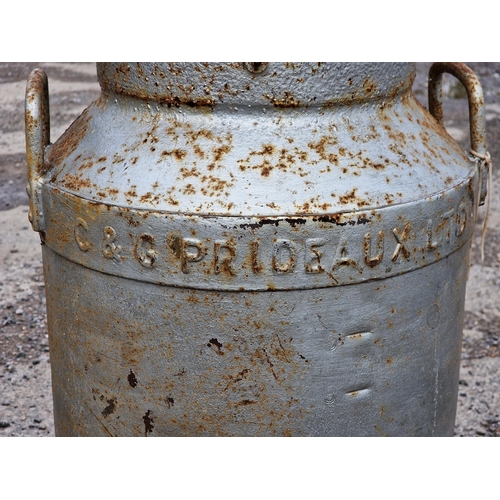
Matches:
[1,62,499,437]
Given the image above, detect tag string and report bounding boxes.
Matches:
[469,149,492,263]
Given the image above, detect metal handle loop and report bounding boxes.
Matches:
[428,62,486,155]
[25,68,50,232]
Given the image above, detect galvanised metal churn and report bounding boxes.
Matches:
[25,62,489,436]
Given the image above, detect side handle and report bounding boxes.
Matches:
[25,68,50,232]
[428,62,488,205]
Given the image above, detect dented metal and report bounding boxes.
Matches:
[26,63,487,436]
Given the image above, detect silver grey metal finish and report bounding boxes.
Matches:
[25,63,487,436]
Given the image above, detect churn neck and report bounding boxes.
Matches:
[96,62,415,108]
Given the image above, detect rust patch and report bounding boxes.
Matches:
[264,91,301,108]
[124,186,137,199]
[245,62,268,74]
[182,184,196,195]
[139,192,161,204]
[308,136,339,163]
[185,129,215,141]
[193,144,205,158]
[161,149,188,160]
[214,239,236,277]
[167,231,182,259]
[127,370,138,388]
[143,410,154,436]
[236,399,257,406]
[212,144,231,163]
[101,397,117,418]
[61,174,94,191]
[77,158,94,171]
[208,338,224,355]
[237,143,311,178]
[199,174,234,196]
[338,188,369,208]
[362,78,377,96]
[46,107,92,173]
[251,144,275,156]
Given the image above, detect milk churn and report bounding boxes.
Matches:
[25,62,488,436]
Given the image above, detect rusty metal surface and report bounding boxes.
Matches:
[96,62,414,108]
[25,69,50,232]
[26,62,487,436]
[41,173,476,291]
[43,63,471,218]
[428,63,489,205]
[428,62,486,155]
[44,243,467,436]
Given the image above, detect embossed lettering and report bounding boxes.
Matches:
[168,232,207,274]
[249,240,264,274]
[428,209,456,251]
[455,202,467,237]
[427,219,438,251]
[441,209,454,244]
[214,240,236,276]
[305,238,326,273]
[135,233,157,268]
[74,217,92,252]
[181,238,206,274]
[102,226,120,259]
[391,224,411,262]
[272,239,296,273]
[332,239,357,270]
[363,231,384,267]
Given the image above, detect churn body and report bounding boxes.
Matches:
[25,62,486,436]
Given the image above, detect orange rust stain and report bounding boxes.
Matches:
[161,149,188,160]
[124,187,137,198]
[167,231,182,259]
[212,144,232,162]
[250,144,275,156]
[139,192,161,204]
[179,166,200,178]
[182,184,196,195]
[245,240,264,274]
[46,108,92,172]
[61,174,95,191]
[185,129,215,141]
[384,193,395,205]
[338,188,369,208]
[77,159,94,171]
[199,175,234,196]
[214,238,236,277]
[308,136,339,163]
[193,145,205,158]
[363,78,377,95]
[112,154,125,164]
[263,91,301,108]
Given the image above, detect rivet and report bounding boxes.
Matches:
[245,62,268,74]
